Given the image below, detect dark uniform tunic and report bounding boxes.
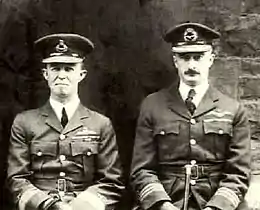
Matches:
[7,102,124,210]
[130,84,251,210]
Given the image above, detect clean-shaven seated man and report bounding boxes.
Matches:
[7,33,124,210]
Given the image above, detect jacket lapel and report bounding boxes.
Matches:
[63,103,90,134]
[165,84,219,119]
[165,83,191,120]
[193,85,219,118]
[40,102,63,133]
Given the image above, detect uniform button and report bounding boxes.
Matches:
[160,130,165,135]
[60,155,66,161]
[190,119,196,125]
[190,139,196,145]
[37,151,42,156]
[86,151,92,156]
[190,179,196,185]
[218,129,224,134]
[59,172,66,177]
[190,160,197,165]
[59,134,66,140]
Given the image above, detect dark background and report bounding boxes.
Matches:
[1,0,260,209]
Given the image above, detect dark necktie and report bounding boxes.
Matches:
[185,89,196,115]
[61,107,68,128]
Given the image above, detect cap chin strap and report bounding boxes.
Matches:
[42,55,83,63]
[172,44,212,53]
[176,41,207,46]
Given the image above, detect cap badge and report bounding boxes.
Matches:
[56,39,68,53]
[184,28,198,42]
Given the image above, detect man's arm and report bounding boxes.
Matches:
[71,117,124,210]
[130,98,175,210]
[205,104,251,210]
[7,113,53,210]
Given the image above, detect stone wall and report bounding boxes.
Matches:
[0,0,260,208]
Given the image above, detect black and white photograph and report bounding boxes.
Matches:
[0,1,259,210]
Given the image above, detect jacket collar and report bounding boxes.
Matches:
[39,101,90,133]
[165,82,219,119]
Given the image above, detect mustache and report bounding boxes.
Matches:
[184,69,199,75]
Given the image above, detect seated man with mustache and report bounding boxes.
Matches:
[130,23,251,210]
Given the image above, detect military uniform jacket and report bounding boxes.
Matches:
[130,84,251,210]
[7,102,124,210]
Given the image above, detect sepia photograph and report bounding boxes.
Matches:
[0,0,259,210]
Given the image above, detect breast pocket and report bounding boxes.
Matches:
[203,120,233,159]
[203,119,233,136]
[70,141,99,178]
[154,122,184,161]
[30,141,57,171]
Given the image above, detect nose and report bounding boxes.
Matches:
[57,68,67,78]
[188,58,197,70]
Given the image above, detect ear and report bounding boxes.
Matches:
[79,69,87,81]
[172,54,179,68]
[209,52,215,67]
[42,68,48,80]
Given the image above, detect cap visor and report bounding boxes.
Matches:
[172,45,212,53]
[42,56,83,63]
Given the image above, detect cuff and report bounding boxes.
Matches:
[18,188,50,210]
[138,182,171,210]
[71,191,105,210]
[39,197,60,210]
[206,187,240,210]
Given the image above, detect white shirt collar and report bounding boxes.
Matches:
[49,97,80,122]
[179,81,209,107]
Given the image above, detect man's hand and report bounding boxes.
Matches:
[159,201,180,210]
[49,202,72,210]
[203,207,216,210]
[245,182,260,210]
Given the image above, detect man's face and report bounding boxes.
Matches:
[43,62,87,99]
[173,49,215,86]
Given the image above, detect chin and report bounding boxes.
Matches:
[54,87,69,93]
[184,79,198,86]
[53,90,69,98]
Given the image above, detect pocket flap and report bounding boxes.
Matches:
[203,120,233,136]
[30,141,57,156]
[71,141,99,156]
[154,122,180,136]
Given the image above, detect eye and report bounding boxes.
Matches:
[64,67,74,72]
[193,54,203,61]
[50,67,60,72]
[178,54,191,61]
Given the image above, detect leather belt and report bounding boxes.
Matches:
[162,164,223,179]
[33,178,88,192]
